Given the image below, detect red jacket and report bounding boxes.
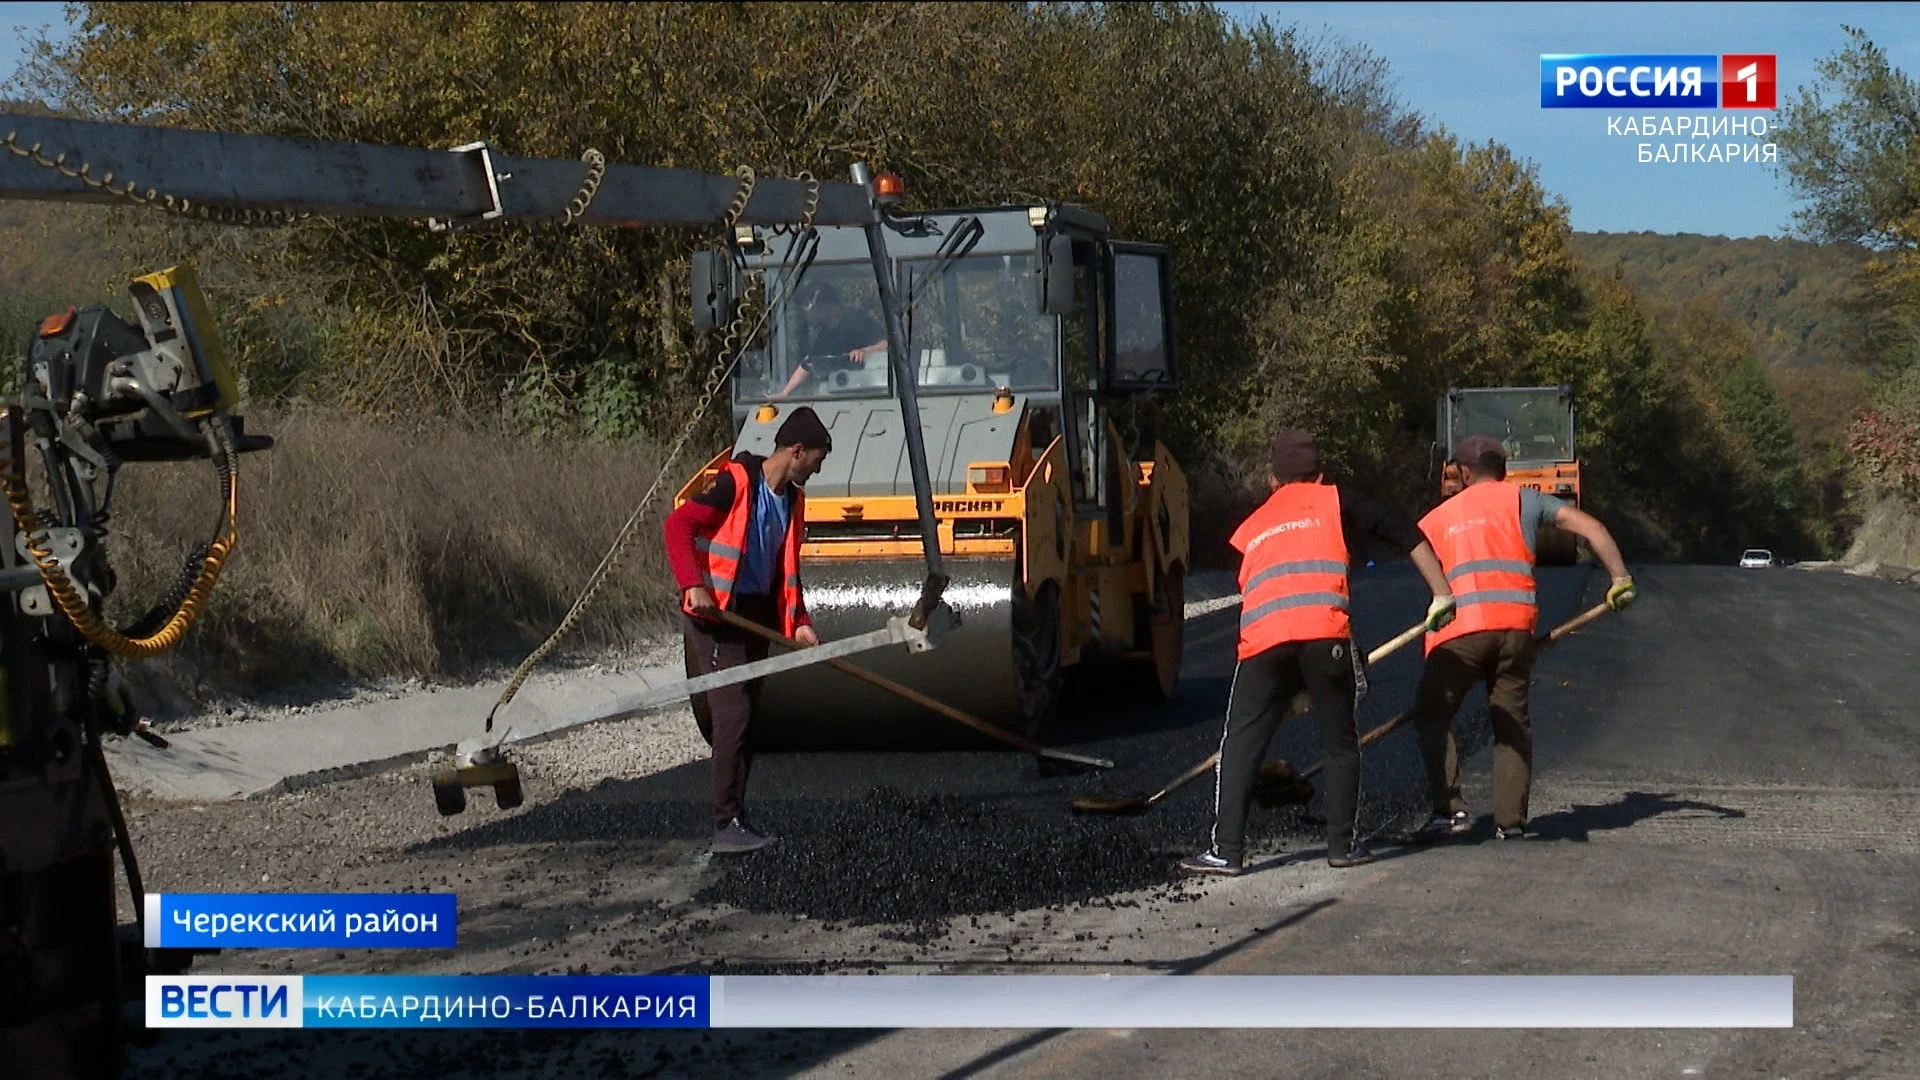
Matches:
[663,453,812,632]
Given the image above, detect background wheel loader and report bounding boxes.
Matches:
[677,193,1189,750]
[1436,384,1584,565]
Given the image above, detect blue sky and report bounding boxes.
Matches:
[1220,2,1920,238]
[6,3,1919,238]
[0,1,65,86]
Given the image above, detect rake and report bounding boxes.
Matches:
[1072,597,1619,815]
[1069,619,1425,815]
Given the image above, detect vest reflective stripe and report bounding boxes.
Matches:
[696,461,809,638]
[1419,480,1537,653]
[1229,482,1350,659]
[1446,558,1532,580]
[1456,589,1537,607]
[1243,560,1349,592]
[1239,591,1351,628]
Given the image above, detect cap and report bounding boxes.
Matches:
[775,406,833,451]
[1452,434,1506,472]
[1269,428,1320,480]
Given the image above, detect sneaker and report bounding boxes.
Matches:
[712,818,774,854]
[1495,825,1528,841]
[1327,842,1375,868]
[1178,850,1242,876]
[1414,810,1471,842]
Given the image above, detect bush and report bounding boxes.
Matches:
[99,405,685,700]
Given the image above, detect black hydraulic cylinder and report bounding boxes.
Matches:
[852,164,947,626]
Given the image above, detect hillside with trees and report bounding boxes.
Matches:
[1571,231,1873,369]
[1771,25,1920,568]
[0,3,1897,699]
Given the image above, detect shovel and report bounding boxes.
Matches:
[715,609,1115,771]
[1070,619,1427,815]
[1250,597,1619,807]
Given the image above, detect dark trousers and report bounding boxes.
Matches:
[682,593,778,830]
[1211,637,1361,863]
[1411,629,1536,829]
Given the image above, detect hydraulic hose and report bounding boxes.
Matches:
[0,411,239,659]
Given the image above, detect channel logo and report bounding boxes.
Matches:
[1541,54,1775,109]
[146,976,305,1028]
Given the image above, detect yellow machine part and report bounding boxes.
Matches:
[671,406,1189,750]
[129,264,241,417]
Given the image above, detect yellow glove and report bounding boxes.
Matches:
[1426,594,1457,632]
[1606,576,1638,612]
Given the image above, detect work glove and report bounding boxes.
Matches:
[1606,576,1638,612]
[1425,593,1457,632]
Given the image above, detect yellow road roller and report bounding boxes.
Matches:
[675,189,1188,750]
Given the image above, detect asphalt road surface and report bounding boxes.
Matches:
[116,561,1920,1078]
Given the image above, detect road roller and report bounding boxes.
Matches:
[676,188,1189,750]
[1436,384,1584,565]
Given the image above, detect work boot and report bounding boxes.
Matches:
[1178,849,1241,876]
[1413,810,1470,842]
[1327,841,1375,868]
[712,818,774,854]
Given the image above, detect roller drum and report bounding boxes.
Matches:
[744,556,1050,751]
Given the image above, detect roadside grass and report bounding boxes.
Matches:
[98,404,686,704]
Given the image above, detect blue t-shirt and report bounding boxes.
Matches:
[735,473,791,596]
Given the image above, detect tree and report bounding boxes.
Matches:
[1776,25,1920,510]
[1775,25,1920,251]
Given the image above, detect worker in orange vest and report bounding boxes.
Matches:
[1181,429,1458,876]
[664,407,832,854]
[1410,434,1637,843]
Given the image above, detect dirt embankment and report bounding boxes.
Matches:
[1835,494,1920,580]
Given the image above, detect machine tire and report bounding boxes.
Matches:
[685,634,715,747]
[494,777,524,811]
[1011,579,1064,742]
[431,771,466,817]
[1135,562,1185,700]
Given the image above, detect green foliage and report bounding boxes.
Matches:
[0,1,1873,566]
[1718,354,1805,519]
[1773,25,1920,512]
[1570,232,1873,369]
[1775,26,1920,251]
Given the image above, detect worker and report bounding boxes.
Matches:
[1181,429,1459,876]
[663,407,834,854]
[1409,434,1637,843]
[774,280,889,399]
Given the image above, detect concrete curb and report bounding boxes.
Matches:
[105,663,691,804]
[108,567,1255,806]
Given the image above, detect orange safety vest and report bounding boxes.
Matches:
[1229,482,1351,659]
[693,459,809,637]
[1418,479,1537,653]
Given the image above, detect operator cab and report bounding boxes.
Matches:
[695,197,1178,509]
[1441,385,1577,468]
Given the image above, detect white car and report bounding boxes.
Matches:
[1739,549,1774,568]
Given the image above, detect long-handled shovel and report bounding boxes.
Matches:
[1251,598,1618,807]
[1069,619,1428,815]
[714,609,1115,771]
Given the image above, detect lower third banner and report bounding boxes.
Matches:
[146,974,1794,1030]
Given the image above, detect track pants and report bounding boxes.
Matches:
[1211,637,1361,864]
[682,593,777,830]
[1410,629,1536,829]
